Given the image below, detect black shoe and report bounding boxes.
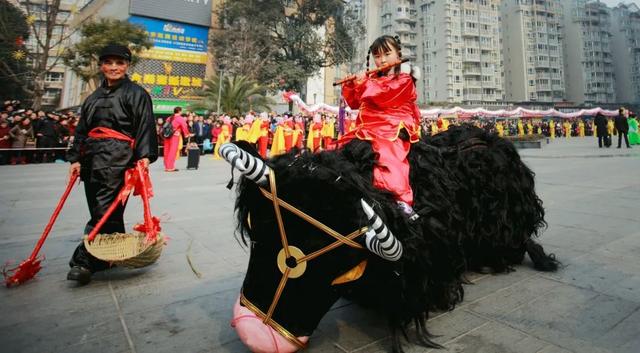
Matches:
[67,266,92,285]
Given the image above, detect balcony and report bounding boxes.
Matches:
[464,80,482,89]
[534,4,550,14]
[463,66,482,75]
[480,29,495,36]
[480,41,493,50]
[396,23,414,33]
[463,52,481,62]
[462,27,479,37]
[395,12,417,23]
[481,66,495,75]
[535,60,550,68]
[463,94,483,102]
[536,84,552,91]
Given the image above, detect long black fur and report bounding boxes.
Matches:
[231,126,559,352]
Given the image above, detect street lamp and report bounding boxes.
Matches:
[216,64,225,114]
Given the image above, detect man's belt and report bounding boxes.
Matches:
[88,127,134,149]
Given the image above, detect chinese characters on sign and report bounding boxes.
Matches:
[130,59,206,99]
[128,16,209,100]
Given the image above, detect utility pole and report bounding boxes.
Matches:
[216,64,224,114]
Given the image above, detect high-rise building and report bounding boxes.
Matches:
[345,0,381,72]
[501,0,565,103]
[611,3,640,104]
[561,0,616,104]
[418,0,504,105]
[380,0,419,61]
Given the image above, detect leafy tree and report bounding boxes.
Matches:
[0,0,30,102]
[212,0,363,93]
[63,19,152,93]
[192,74,275,115]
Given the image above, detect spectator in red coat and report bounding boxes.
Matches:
[0,118,11,164]
[211,122,222,144]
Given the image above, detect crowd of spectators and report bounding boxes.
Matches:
[0,100,79,165]
[3,98,637,166]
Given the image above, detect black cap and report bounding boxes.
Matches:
[99,44,132,62]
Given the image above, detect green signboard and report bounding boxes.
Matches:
[152,99,205,115]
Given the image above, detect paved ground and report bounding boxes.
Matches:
[1,136,639,353]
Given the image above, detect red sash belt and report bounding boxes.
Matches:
[88,127,134,149]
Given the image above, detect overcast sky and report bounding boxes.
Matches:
[601,0,639,7]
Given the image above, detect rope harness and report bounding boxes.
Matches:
[237,170,368,349]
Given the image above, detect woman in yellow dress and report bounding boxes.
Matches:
[495,121,504,137]
[563,120,571,138]
[517,119,525,137]
[213,116,233,159]
[578,120,585,137]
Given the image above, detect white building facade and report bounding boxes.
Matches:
[418,0,504,106]
[611,3,640,105]
[561,0,616,104]
[501,0,565,103]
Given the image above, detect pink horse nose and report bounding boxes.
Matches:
[231,296,309,353]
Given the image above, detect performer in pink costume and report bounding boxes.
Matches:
[163,107,190,172]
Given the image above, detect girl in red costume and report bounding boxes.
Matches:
[340,35,421,218]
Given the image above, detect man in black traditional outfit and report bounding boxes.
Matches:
[66,44,158,285]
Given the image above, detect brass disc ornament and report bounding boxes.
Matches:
[276,246,307,278]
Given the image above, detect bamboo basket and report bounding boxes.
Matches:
[84,232,165,268]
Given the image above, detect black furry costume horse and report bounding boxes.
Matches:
[224,125,559,353]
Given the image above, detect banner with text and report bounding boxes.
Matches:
[128,16,208,102]
[129,16,208,64]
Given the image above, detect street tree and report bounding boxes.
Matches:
[212,0,363,93]
[192,74,275,116]
[0,0,31,102]
[63,19,152,94]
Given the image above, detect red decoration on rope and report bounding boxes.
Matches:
[282,90,296,103]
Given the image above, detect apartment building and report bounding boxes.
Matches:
[380,0,419,61]
[502,0,565,103]
[611,3,640,104]
[418,0,504,105]
[562,0,616,104]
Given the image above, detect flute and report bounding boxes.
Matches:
[333,58,410,86]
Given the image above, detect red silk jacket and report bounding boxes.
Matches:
[341,72,421,143]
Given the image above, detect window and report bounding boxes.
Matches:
[43,89,60,98]
[45,72,64,82]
